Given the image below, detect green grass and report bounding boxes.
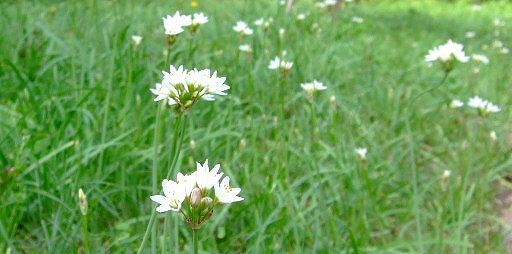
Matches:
[1,0,512,253]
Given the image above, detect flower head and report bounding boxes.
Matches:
[163,11,192,35]
[472,54,489,65]
[150,179,186,212]
[239,44,252,53]
[356,147,368,160]
[300,80,327,92]
[78,188,88,216]
[150,65,229,113]
[450,99,464,108]
[468,96,501,114]
[352,16,364,24]
[425,39,469,64]
[268,56,293,71]
[215,176,244,204]
[195,160,224,192]
[192,12,208,26]
[233,21,253,35]
[131,35,143,46]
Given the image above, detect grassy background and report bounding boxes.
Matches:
[1,0,511,253]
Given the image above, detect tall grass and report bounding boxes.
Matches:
[1,0,511,252]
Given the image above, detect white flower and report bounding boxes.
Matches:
[163,11,192,35]
[300,80,327,92]
[254,18,264,26]
[150,179,186,212]
[493,40,504,48]
[297,13,307,20]
[425,39,469,63]
[239,44,252,53]
[195,160,223,191]
[472,54,489,64]
[279,28,285,36]
[352,16,364,24]
[494,18,505,27]
[131,35,143,46]
[356,148,368,160]
[243,27,253,35]
[78,188,88,216]
[268,56,293,71]
[490,131,497,141]
[442,170,451,179]
[192,13,208,25]
[465,31,476,38]
[467,96,486,109]
[501,47,510,54]
[150,65,229,112]
[468,96,501,113]
[214,176,244,204]
[176,172,197,196]
[450,99,464,108]
[233,21,249,32]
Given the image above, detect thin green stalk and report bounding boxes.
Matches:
[405,71,450,252]
[192,229,198,254]
[82,215,90,254]
[151,104,163,253]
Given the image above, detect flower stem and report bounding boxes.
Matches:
[82,215,90,254]
[151,103,162,253]
[192,229,198,254]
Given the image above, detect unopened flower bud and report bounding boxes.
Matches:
[190,188,202,207]
[200,197,213,208]
[78,188,88,216]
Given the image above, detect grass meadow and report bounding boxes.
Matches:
[1,0,512,253]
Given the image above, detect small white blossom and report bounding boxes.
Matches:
[493,40,504,48]
[233,21,253,35]
[177,172,197,196]
[163,11,192,35]
[450,99,464,108]
[490,131,497,141]
[425,39,469,63]
[356,148,368,160]
[131,35,143,46]
[441,170,451,179]
[150,179,186,212]
[465,31,476,38]
[239,44,252,53]
[214,176,244,204]
[254,18,264,26]
[268,56,293,71]
[192,13,208,25]
[501,47,510,54]
[300,80,327,92]
[352,16,364,24]
[494,18,505,27]
[195,160,223,192]
[297,13,307,20]
[468,96,501,114]
[472,54,489,64]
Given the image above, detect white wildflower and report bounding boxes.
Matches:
[214,176,244,204]
[425,39,469,63]
[131,35,143,46]
[472,54,489,64]
[150,179,186,212]
[356,148,368,160]
[239,44,252,53]
[450,99,464,108]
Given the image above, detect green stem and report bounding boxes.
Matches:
[192,230,198,254]
[82,215,90,254]
[151,103,162,253]
[405,71,449,252]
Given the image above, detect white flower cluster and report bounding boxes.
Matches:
[150,65,229,113]
[150,160,243,228]
[163,11,208,36]
[316,0,337,8]
[471,54,489,65]
[268,56,293,71]
[425,39,469,63]
[233,21,253,35]
[301,80,327,92]
[467,96,501,114]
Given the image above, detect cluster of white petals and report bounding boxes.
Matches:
[150,160,244,215]
[356,148,368,160]
[316,0,337,8]
[467,96,501,113]
[150,65,229,113]
[450,99,464,108]
[472,54,489,64]
[425,39,469,63]
[300,80,327,92]
[163,11,208,36]
[233,21,253,35]
[131,35,143,46]
[239,44,252,53]
[268,56,293,71]
[352,16,364,24]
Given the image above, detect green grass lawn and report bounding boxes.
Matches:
[1,0,512,253]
